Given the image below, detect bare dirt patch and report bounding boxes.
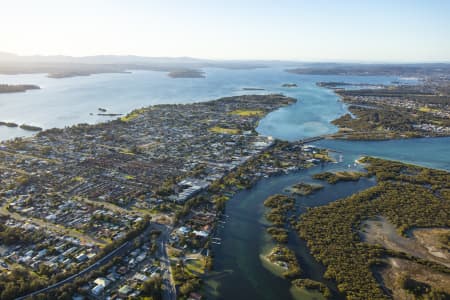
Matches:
[413,228,449,261]
[360,216,450,267]
[376,257,450,300]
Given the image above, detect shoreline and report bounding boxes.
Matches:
[0,84,40,93]
[317,81,450,141]
[0,81,446,298]
[0,93,307,299]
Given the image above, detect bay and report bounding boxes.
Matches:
[0,67,404,141]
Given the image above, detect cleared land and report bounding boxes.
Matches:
[377,257,450,300]
[360,216,450,268]
[229,109,264,117]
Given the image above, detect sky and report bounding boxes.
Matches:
[1,0,449,62]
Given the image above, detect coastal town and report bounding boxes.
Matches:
[317,79,450,140]
[0,94,330,300]
[2,0,450,298]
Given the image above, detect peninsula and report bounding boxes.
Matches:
[0,94,329,299]
[286,63,450,77]
[319,81,450,140]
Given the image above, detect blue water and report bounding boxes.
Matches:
[1,66,449,300]
[0,67,406,141]
[316,137,450,171]
[2,67,445,170]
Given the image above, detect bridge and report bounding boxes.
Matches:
[298,134,330,144]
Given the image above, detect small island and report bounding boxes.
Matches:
[264,194,295,242]
[97,113,123,117]
[97,108,124,117]
[312,171,368,184]
[292,279,331,298]
[281,83,298,88]
[19,124,43,131]
[0,84,40,93]
[266,245,302,279]
[285,182,323,196]
[47,70,131,79]
[0,121,19,127]
[168,69,205,78]
[242,87,265,91]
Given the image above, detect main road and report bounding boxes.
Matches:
[15,221,177,300]
[154,224,177,300]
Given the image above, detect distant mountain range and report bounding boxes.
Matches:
[0,51,210,64]
[0,52,275,78]
[0,52,449,79]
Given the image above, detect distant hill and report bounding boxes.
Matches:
[3,52,448,79]
[0,53,270,78]
[0,52,17,60]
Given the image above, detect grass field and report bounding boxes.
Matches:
[230,109,264,117]
[120,108,148,122]
[209,126,240,135]
[186,259,205,276]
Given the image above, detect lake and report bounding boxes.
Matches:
[0,67,408,141]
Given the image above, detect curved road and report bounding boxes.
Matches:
[16,222,177,300]
[15,241,130,300]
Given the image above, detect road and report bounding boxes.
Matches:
[13,220,177,300]
[154,224,177,300]
[16,241,130,300]
[161,241,177,300]
[299,134,329,144]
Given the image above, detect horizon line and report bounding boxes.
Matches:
[1,51,450,65]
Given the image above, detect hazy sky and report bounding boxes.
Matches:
[1,0,449,62]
